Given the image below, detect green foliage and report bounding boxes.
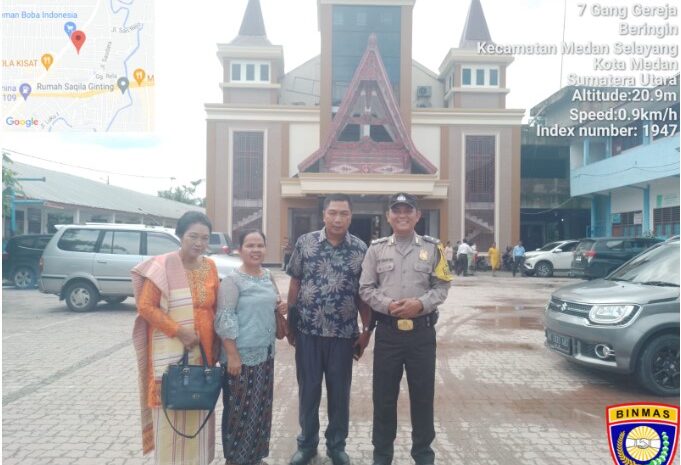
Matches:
[157,179,205,207]
[2,153,22,219]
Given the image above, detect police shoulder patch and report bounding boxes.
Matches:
[422,235,440,245]
[371,237,389,245]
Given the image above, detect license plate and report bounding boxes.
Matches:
[547,331,572,355]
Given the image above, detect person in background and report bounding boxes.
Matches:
[444,241,454,272]
[215,229,287,465]
[132,211,219,465]
[512,240,526,277]
[456,239,472,277]
[469,242,477,275]
[487,242,500,277]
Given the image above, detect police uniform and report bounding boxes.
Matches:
[358,193,452,465]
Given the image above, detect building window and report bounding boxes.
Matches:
[230,61,270,83]
[332,5,401,107]
[612,211,643,237]
[232,132,264,241]
[461,65,500,87]
[489,69,499,86]
[465,135,496,251]
[462,68,471,86]
[654,206,680,237]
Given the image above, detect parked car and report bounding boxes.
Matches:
[2,234,53,289]
[39,224,240,312]
[208,231,234,255]
[523,240,579,277]
[545,238,679,396]
[570,237,662,279]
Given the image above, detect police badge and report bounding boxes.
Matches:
[607,403,679,465]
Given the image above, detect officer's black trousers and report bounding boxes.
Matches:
[372,323,436,465]
[295,332,354,453]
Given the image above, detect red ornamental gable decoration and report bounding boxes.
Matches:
[298,34,437,175]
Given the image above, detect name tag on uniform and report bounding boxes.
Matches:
[419,249,428,261]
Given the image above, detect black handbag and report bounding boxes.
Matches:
[161,344,221,439]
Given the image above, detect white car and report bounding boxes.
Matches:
[523,240,579,277]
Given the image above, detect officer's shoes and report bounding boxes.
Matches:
[327,449,350,465]
[288,448,317,465]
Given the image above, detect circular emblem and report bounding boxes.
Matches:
[625,426,661,461]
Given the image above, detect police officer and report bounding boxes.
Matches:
[359,192,452,465]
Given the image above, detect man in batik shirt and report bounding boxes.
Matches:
[286,193,372,465]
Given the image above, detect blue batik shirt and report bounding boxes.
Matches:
[286,228,367,339]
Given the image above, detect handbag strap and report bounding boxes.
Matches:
[179,343,210,368]
[162,405,214,439]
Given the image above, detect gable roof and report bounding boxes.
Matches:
[298,34,437,175]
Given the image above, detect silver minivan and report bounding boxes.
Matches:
[39,224,240,312]
[544,238,679,396]
[40,224,182,312]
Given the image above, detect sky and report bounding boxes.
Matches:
[2,0,675,197]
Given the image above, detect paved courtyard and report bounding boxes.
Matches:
[2,270,678,464]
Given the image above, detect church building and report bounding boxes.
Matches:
[205,0,523,262]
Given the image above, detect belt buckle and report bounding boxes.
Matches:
[396,319,414,331]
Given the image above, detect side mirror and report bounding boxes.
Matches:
[553,248,563,253]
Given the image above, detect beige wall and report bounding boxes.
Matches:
[411,125,440,170]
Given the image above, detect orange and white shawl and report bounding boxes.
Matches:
[131,251,213,459]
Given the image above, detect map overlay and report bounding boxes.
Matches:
[1,0,154,132]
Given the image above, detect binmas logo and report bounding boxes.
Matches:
[607,403,679,465]
[5,116,40,128]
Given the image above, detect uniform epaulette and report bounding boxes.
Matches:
[422,235,440,244]
[371,237,389,245]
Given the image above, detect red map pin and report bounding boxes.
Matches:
[70,30,86,54]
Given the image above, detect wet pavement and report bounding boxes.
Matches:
[2,270,678,465]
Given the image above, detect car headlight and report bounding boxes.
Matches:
[588,305,636,324]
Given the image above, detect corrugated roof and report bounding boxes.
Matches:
[5,160,204,219]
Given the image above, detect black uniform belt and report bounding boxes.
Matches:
[372,310,438,331]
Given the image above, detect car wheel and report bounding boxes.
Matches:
[65,281,99,312]
[535,261,554,278]
[637,334,680,396]
[103,296,127,305]
[13,266,36,289]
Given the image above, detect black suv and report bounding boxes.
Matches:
[2,234,53,289]
[571,237,663,279]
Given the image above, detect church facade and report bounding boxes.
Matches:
[206,0,523,262]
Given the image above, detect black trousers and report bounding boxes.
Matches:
[456,253,468,276]
[512,256,524,276]
[295,332,354,453]
[372,322,436,465]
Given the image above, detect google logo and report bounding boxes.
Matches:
[5,117,40,128]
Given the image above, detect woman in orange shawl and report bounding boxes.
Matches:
[132,211,219,465]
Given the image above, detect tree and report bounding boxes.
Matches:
[157,179,205,206]
[2,152,21,219]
